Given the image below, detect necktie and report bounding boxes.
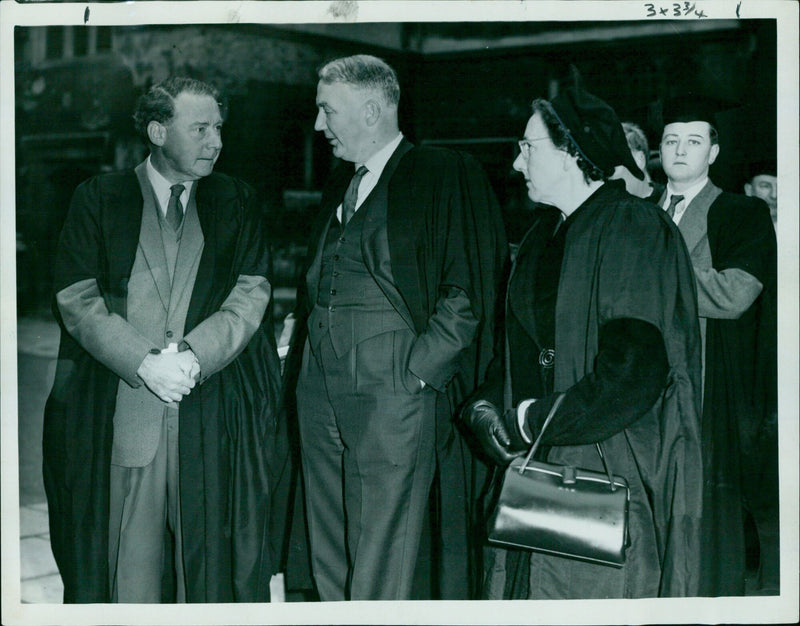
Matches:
[665,194,684,220]
[167,184,185,231]
[341,166,368,228]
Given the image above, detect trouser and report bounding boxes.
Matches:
[108,408,185,603]
[296,330,437,600]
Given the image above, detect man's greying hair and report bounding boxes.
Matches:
[622,122,649,157]
[531,99,607,183]
[133,77,224,142]
[318,55,400,106]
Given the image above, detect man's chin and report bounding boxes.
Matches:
[194,161,216,176]
[664,170,696,184]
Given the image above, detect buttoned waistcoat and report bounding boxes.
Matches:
[111,163,204,467]
[305,140,416,356]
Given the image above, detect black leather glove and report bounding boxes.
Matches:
[461,400,527,465]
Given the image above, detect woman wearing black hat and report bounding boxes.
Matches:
[462,72,704,599]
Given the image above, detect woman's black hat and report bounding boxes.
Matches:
[550,66,644,180]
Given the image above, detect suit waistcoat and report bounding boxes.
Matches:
[308,205,407,358]
[111,163,204,467]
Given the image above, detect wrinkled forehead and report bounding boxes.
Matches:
[172,92,222,123]
[661,120,712,139]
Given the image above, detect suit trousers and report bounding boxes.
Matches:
[108,407,185,602]
[296,329,437,600]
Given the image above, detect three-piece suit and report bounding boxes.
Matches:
[290,138,506,599]
[43,161,286,602]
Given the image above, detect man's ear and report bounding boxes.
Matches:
[708,143,720,165]
[147,121,166,147]
[363,99,381,127]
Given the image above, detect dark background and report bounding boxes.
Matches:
[14,19,777,317]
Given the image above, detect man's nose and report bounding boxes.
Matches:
[769,185,777,200]
[314,110,325,131]
[208,127,222,150]
[675,140,687,155]
[512,153,525,173]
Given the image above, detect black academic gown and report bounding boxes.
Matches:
[479,182,704,598]
[282,141,508,599]
[699,192,778,596]
[43,170,288,603]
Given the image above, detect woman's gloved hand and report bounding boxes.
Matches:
[461,400,528,465]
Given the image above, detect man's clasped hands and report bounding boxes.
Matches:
[136,346,201,404]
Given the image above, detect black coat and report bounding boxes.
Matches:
[480,182,704,598]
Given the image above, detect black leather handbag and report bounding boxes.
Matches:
[487,393,631,567]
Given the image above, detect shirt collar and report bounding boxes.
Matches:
[359,132,404,179]
[145,156,195,214]
[666,176,708,208]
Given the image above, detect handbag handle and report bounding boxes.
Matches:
[518,392,619,492]
[518,392,565,473]
[502,225,617,490]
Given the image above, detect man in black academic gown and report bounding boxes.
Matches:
[657,101,778,595]
[290,54,506,600]
[43,77,285,603]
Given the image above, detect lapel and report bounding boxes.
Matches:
[677,180,722,255]
[168,186,204,317]
[360,138,413,250]
[508,209,563,346]
[134,163,171,312]
[360,139,416,329]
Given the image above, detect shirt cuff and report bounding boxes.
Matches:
[516,398,537,443]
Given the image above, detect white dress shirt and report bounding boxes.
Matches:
[336,132,404,222]
[663,176,708,225]
[146,156,194,217]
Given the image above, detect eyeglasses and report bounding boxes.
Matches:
[517,136,550,158]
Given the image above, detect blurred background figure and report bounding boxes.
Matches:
[612,121,664,202]
[744,159,778,228]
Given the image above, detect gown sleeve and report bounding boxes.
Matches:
[522,317,669,445]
